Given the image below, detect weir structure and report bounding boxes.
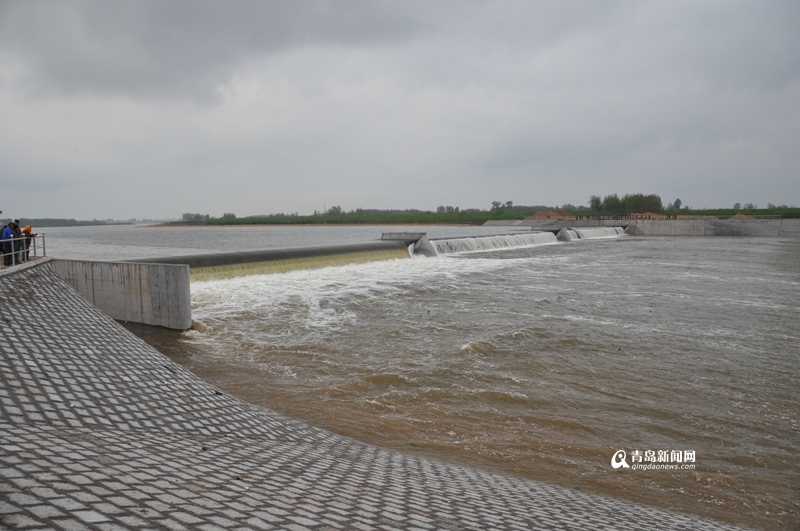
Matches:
[556,227,627,242]
[49,234,432,331]
[0,259,747,531]
[138,239,418,281]
[43,221,799,332]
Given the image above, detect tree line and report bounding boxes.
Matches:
[176,198,800,226]
[588,194,667,216]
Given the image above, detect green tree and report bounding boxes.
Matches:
[182,213,210,221]
[327,205,343,215]
[673,198,682,210]
[621,193,663,214]
[589,195,602,212]
[601,194,623,216]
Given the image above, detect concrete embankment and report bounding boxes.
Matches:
[0,260,747,531]
[486,218,800,237]
[630,218,800,237]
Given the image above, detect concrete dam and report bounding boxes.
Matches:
[49,232,564,330]
[137,240,419,281]
[0,258,748,530]
[49,234,436,331]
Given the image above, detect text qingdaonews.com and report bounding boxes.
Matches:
[631,463,696,470]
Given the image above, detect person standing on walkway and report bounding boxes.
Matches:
[2,222,14,266]
[22,225,37,261]
[12,220,23,264]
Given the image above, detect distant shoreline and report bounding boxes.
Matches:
[146,222,482,228]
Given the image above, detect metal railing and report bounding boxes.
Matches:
[715,215,782,220]
[571,215,785,221]
[1,234,46,268]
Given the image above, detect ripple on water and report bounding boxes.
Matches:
[141,236,800,531]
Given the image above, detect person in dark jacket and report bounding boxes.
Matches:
[2,222,14,266]
[12,220,23,264]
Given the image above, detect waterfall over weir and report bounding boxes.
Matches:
[432,232,559,254]
[557,227,627,242]
[135,241,414,281]
[133,229,619,280]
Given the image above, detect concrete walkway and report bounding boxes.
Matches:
[0,260,747,530]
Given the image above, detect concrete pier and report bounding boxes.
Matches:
[51,259,192,330]
[381,233,438,257]
[0,261,747,530]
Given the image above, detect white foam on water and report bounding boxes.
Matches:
[433,232,559,254]
[190,253,533,346]
[564,227,626,241]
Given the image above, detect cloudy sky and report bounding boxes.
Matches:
[1,1,798,219]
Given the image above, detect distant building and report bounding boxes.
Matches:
[526,210,575,220]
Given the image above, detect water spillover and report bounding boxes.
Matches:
[47,225,800,530]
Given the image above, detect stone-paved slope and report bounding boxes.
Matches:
[0,260,747,530]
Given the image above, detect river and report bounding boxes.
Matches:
[43,224,800,530]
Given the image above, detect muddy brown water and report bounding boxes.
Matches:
[52,226,797,530]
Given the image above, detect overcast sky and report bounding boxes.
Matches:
[1,1,798,219]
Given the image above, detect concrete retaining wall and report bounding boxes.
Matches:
[778,219,800,237]
[631,219,800,236]
[488,218,800,237]
[52,259,192,330]
[626,220,710,236]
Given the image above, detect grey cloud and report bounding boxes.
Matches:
[1,1,798,218]
[0,0,425,100]
[619,1,800,90]
[6,1,796,101]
